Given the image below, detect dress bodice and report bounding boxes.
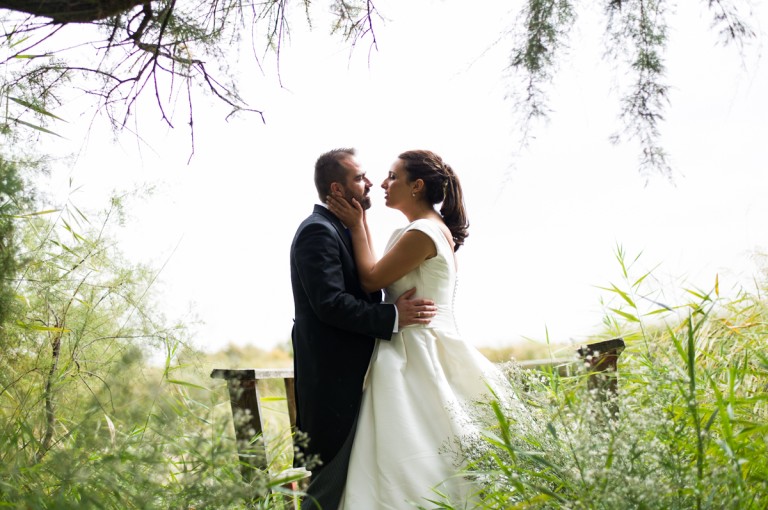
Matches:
[383,219,458,333]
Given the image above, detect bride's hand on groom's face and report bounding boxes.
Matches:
[327,193,363,227]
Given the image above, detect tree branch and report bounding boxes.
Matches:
[0,0,146,23]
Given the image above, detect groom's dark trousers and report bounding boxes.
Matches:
[290,205,395,510]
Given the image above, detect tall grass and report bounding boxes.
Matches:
[6,188,765,510]
[438,248,768,509]
[0,193,300,509]
[1,336,304,509]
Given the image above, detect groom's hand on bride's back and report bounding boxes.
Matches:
[395,288,437,327]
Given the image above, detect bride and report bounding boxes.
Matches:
[327,150,517,509]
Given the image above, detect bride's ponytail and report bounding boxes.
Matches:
[398,150,469,251]
[439,164,468,251]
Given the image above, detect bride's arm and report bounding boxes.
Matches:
[327,195,435,293]
[363,210,377,260]
[357,230,435,292]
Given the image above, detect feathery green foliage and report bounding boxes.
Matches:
[0,0,376,139]
[1,1,759,176]
[0,156,30,328]
[440,248,767,509]
[506,0,756,177]
[0,185,301,508]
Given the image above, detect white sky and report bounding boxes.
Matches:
[38,1,768,354]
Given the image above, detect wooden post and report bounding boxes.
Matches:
[211,369,265,482]
[211,368,306,509]
[210,369,299,479]
[577,338,625,418]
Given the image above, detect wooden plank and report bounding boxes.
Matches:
[221,377,266,482]
[578,338,626,419]
[517,357,574,376]
[283,377,298,431]
[212,368,294,380]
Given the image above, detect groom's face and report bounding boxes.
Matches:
[339,156,372,210]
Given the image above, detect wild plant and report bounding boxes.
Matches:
[0,192,297,509]
[437,247,768,509]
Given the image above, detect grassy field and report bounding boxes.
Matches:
[3,247,766,509]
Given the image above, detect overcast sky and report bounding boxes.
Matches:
[39,1,768,355]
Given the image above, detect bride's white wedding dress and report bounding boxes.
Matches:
[340,219,516,510]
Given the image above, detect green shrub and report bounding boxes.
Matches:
[440,249,768,509]
[0,195,296,509]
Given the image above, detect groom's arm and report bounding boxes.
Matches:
[293,221,396,339]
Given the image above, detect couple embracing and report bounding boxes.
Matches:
[290,148,511,509]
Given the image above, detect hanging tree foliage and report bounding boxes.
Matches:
[504,0,756,177]
[0,0,380,144]
[0,0,759,176]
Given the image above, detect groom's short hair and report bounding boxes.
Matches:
[314,148,356,203]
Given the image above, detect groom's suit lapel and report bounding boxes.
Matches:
[313,205,378,302]
[314,205,353,254]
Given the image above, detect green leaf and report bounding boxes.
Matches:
[546,421,557,439]
[15,321,70,333]
[3,209,60,218]
[611,284,636,308]
[166,379,208,391]
[10,96,67,121]
[14,118,63,137]
[8,35,32,48]
[269,468,311,487]
[62,218,86,242]
[684,288,711,301]
[70,203,90,223]
[609,307,640,322]
[632,270,651,288]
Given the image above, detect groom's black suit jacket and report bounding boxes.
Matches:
[290,205,395,503]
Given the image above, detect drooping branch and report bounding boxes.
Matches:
[1,0,265,144]
[505,0,756,177]
[706,0,756,46]
[330,0,382,57]
[604,0,671,178]
[507,0,576,141]
[0,1,383,150]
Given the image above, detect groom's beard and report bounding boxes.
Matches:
[346,189,372,210]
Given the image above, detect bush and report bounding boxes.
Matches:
[441,249,768,509]
[0,195,296,509]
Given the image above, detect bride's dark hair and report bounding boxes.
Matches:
[398,150,469,251]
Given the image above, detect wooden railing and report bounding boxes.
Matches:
[211,338,625,487]
[210,368,297,483]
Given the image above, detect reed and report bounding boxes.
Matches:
[436,247,768,509]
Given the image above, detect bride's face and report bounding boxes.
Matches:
[381,159,411,210]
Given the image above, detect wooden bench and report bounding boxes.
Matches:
[211,338,625,493]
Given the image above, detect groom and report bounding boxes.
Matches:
[290,148,435,509]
